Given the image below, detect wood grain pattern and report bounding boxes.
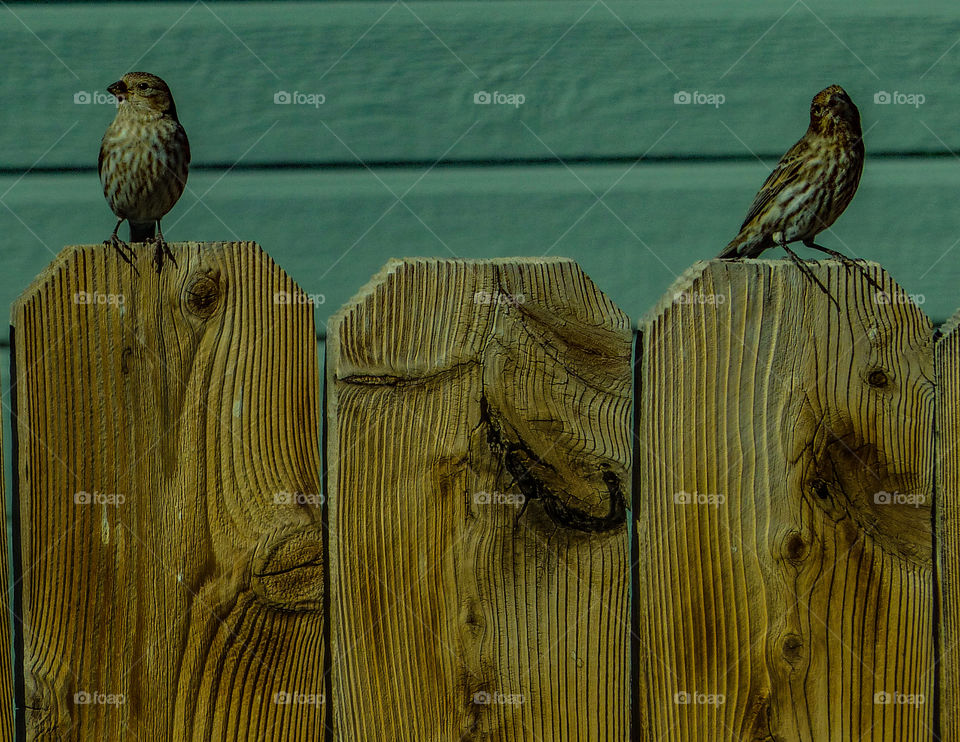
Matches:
[637,260,934,739]
[326,258,632,739]
[11,242,324,739]
[937,311,960,740]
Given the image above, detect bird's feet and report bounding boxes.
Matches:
[149,232,178,275]
[802,241,884,293]
[781,243,841,311]
[104,233,140,275]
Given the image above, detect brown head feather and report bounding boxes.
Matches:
[107,72,180,120]
[809,84,861,142]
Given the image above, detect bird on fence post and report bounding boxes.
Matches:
[99,72,190,274]
[718,84,880,306]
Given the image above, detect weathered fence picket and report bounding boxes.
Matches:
[0,387,10,742]
[637,260,935,739]
[326,258,632,739]
[2,248,949,740]
[937,313,960,739]
[11,243,325,739]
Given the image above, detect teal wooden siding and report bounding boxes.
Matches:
[4,2,960,319]
[2,1,958,328]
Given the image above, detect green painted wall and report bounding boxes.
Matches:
[2,2,957,326]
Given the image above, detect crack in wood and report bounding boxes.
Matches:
[478,393,625,533]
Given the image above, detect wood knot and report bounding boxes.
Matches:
[782,532,809,563]
[780,633,805,667]
[120,347,134,375]
[250,523,324,612]
[461,597,485,637]
[866,368,890,388]
[809,479,831,501]
[184,272,222,318]
[478,395,626,534]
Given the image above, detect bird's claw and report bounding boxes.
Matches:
[837,256,884,293]
[781,243,841,311]
[104,234,140,275]
[148,234,178,275]
[802,241,883,293]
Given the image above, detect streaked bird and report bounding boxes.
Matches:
[99,72,190,273]
[719,84,877,303]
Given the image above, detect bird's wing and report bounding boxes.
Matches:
[97,139,106,181]
[181,124,191,167]
[738,136,811,231]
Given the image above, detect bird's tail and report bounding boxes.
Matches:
[129,221,156,243]
[718,229,765,259]
[717,234,746,259]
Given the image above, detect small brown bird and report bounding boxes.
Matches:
[99,72,190,273]
[719,84,876,301]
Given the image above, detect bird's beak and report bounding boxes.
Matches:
[107,80,127,102]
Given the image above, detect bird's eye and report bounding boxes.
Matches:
[136,82,149,91]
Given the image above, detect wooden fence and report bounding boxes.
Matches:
[0,243,952,739]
